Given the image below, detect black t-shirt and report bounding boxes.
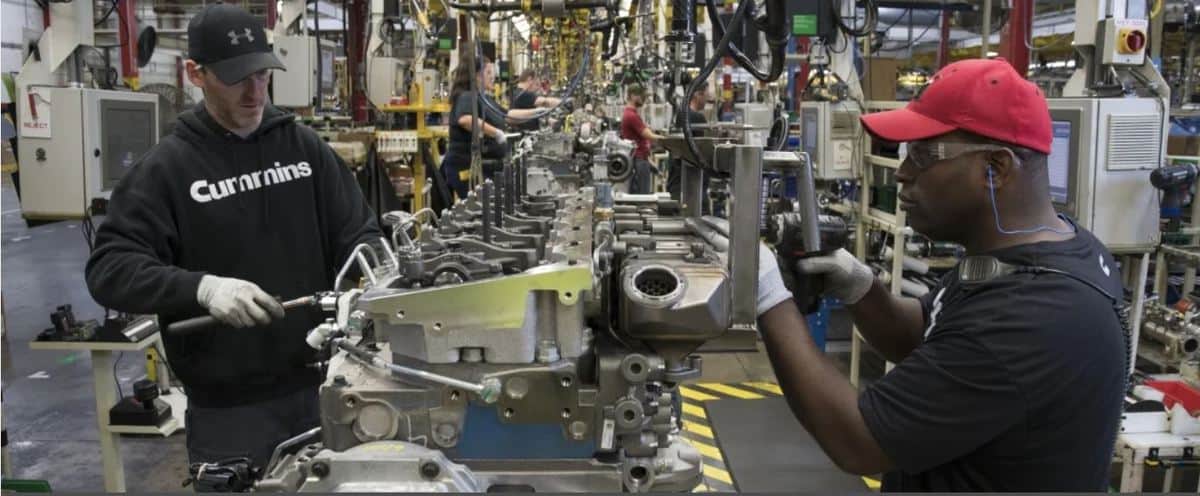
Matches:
[510,89,539,131]
[449,90,506,152]
[858,220,1126,491]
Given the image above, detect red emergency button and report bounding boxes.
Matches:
[1120,28,1146,54]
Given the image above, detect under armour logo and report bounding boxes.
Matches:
[1099,254,1111,277]
[228,28,255,46]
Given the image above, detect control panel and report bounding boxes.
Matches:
[1102,17,1149,65]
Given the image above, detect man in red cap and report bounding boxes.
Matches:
[750,59,1127,490]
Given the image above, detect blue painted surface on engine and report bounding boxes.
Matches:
[453,403,597,459]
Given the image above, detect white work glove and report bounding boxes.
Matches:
[490,129,508,145]
[795,248,875,305]
[757,243,794,316]
[196,275,285,328]
[700,216,793,316]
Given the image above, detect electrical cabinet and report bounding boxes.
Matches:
[17,88,159,219]
[800,101,861,179]
[273,35,339,108]
[1047,97,1165,252]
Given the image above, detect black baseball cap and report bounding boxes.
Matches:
[187,3,285,85]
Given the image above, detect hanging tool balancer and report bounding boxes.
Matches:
[766,211,849,314]
[762,156,849,314]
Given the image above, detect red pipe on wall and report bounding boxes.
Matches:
[795,37,810,106]
[937,10,951,68]
[998,0,1032,75]
[347,0,369,122]
[118,0,140,88]
[267,0,278,29]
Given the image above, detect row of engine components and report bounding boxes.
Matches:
[190,129,787,492]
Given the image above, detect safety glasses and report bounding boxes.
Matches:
[905,141,1022,170]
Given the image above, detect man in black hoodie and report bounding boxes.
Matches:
[85,4,382,484]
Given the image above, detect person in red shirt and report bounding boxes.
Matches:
[619,85,664,194]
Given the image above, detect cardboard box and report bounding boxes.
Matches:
[1169,135,1200,157]
[864,57,900,102]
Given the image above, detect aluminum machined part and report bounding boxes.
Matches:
[1143,304,1200,361]
[364,189,596,364]
[256,127,786,492]
[256,441,482,492]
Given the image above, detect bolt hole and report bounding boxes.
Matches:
[630,362,644,375]
[397,310,406,319]
[504,408,515,419]
[623,409,636,422]
[560,376,573,387]
[434,322,443,331]
[450,390,460,401]
[562,408,572,419]
[565,292,573,298]
[345,397,357,408]
[630,466,649,481]
[1187,339,1199,354]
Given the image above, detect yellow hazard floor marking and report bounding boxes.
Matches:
[683,419,714,439]
[743,381,783,395]
[863,477,881,490]
[703,464,734,485]
[691,484,711,492]
[682,402,707,419]
[695,382,765,400]
[680,386,720,402]
[687,437,724,461]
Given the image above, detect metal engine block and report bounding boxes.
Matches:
[255,133,774,493]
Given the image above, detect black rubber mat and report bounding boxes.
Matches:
[705,396,870,492]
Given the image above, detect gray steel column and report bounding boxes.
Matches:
[681,163,704,218]
[726,145,763,329]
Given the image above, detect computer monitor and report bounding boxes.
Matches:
[99,98,157,191]
[801,106,819,159]
[319,44,337,94]
[1046,108,1082,218]
[1048,121,1071,204]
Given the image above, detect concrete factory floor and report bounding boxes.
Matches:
[0,175,881,491]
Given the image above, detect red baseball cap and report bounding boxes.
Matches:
[860,58,1052,154]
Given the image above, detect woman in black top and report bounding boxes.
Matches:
[441,56,547,200]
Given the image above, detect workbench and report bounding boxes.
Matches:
[29,333,185,492]
[1117,430,1200,492]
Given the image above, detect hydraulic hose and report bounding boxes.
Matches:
[703,0,787,83]
[683,0,752,169]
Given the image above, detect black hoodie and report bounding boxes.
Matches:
[86,103,382,408]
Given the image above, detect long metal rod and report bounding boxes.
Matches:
[1185,38,1197,105]
[795,153,820,253]
[335,340,500,402]
[1131,253,1152,369]
[264,427,321,476]
[981,0,991,57]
